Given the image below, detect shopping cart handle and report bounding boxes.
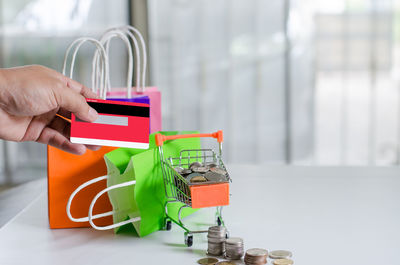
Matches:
[155,130,223,146]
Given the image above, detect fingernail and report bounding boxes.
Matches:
[88,107,98,121]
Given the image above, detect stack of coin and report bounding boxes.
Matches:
[244,248,268,265]
[225,237,244,260]
[207,226,227,256]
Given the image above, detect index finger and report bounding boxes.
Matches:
[66,78,98,99]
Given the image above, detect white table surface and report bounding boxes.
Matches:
[1,165,400,265]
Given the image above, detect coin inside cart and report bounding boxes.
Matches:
[206,162,218,167]
[190,175,208,183]
[192,166,210,173]
[189,161,203,169]
[197,257,219,265]
[210,167,227,175]
[204,171,227,182]
[187,172,207,183]
[181,168,192,176]
[174,166,184,174]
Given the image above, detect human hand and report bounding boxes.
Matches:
[0,65,100,155]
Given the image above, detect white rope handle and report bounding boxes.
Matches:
[66,175,112,222]
[88,179,140,230]
[94,29,138,98]
[66,175,141,230]
[120,25,147,94]
[62,37,109,99]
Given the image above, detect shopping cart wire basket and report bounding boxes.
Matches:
[155,130,231,247]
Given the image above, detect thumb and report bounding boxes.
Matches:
[55,86,98,122]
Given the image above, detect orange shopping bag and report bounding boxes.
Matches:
[47,146,116,228]
[48,37,113,228]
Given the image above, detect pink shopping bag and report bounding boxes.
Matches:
[98,26,162,133]
[107,88,161,133]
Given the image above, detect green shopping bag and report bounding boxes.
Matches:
[104,131,200,236]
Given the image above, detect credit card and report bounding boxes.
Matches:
[70,98,150,149]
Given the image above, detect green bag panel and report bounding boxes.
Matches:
[105,158,141,233]
[104,131,201,236]
[105,131,198,174]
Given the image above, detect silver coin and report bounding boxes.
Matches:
[189,161,203,169]
[246,248,268,257]
[269,250,292,259]
[209,226,227,232]
[210,167,227,175]
[205,162,218,168]
[192,166,210,173]
[174,166,184,174]
[181,168,192,175]
[205,172,226,182]
[225,237,243,245]
[208,237,226,243]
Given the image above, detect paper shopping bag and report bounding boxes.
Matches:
[48,146,116,228]
[102,131,200,236]
[95,26,162,133]
[49,37,114,228]
[107,88,161,133]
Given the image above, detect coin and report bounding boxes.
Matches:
[208,226,227,256]
[190,175,208,183]
[210,167,227,175]
[216,262,236,265]
[205,172,227,182]
[226,237,243,245]
[269,250,292,259]
[205,162,218,168]
[189,161,203,169]
[192,166,210,173]
[246,248,268,257]
[272,259,293,265]
[174,166,184,174]
[245,248,268,265]
[225,237,244,260]
[181,168,192,175]
[198,257,219,265]
[187,173,205,182]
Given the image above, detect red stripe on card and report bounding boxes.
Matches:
[71,116,149,143]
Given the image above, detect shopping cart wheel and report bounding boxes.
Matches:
[165,220,172,231]
[217,217,222,226]
[185,234,193,247]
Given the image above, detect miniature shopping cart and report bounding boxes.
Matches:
[155,131,230,247]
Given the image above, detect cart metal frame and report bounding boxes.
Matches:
[156,131,229,246]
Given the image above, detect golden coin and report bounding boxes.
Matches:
[216,262,236,265]
[190,175,208,183]
[269,250,292,259]
[273,258,294,265]
[197,257,219,265]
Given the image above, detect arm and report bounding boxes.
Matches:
[0,65,99,155]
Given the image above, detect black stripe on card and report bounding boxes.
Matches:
[87,102,149,117]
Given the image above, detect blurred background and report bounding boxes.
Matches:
[0,0,400,188]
